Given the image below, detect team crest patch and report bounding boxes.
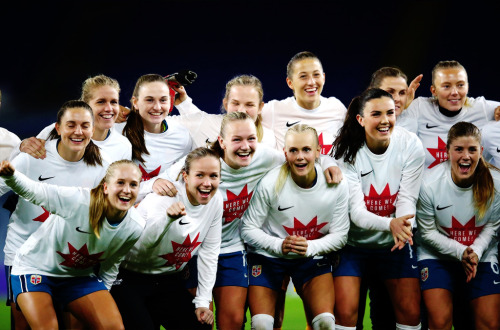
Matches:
[30,275,42,285]
[420,267,429,282]
[252,265,262,277]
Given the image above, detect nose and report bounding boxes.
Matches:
[123,183,131,193]
[153,100,162,110]
[74,125,83,134]
[307,76,315,85]
[450,86,458,95]
[237,105,246,113]
[104,102,113,111]
[380,113,389,124]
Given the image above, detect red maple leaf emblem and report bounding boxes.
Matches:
[441,216,485,246]
[364,183,398,217]
[223,184,253,224]
[32,207,50,222]
[427,136,448,169]
[283,216,328,239]
[139,165,161,181]
[318,132,333,155]
[57,243,105,269]
[159,233,202,269]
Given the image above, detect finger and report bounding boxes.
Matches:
[324,169,333,184]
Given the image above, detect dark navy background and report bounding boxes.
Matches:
[1,1,499,139]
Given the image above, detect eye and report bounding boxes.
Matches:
[304,147,311,152]
[196,174,203,178]
[399,90,406,96]
[299,75,306,79]
[131,182,138,187]
[111,100,118,104]
[210,174,219,178]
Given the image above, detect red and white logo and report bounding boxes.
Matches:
[420,267,428,282]
[30,275,42,285]
[252,265,262,277]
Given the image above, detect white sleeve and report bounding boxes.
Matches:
[470,198,500,261]
[306,180,350,256]
[3,171,85,219]
[9,124,53,161]
[260,101,274,130]
[319,154,338,170]
[417,184,467,260]
[99,231,143,289]
[241,180,284,255]
[193,203,222,309]
[395,137,425,227]
[397,103,419,134]
[134,197,175,249]
[174,96,199,115]
[343,163,391,231]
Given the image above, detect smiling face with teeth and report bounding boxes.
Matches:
[87,85,119,141]
[103,163,142,222]
[55,107,95,162]
[447,135,482,188]
[431,68,469,112]
[219,118,258,169]
[286,58,325,110]
[284,130,320,188]
[133,81,171,133]
[183,156,221,206]
[357,96,396,154]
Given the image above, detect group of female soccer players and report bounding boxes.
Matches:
[0,51,499,330]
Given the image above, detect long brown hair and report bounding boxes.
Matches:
[47,100,102,166]
[123,74,170,163]
[447,122,499,218]
[89,160,141,238]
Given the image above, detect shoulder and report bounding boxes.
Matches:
[127,207,147,229]
[321,96,347,110]
[422,162,448,188]
[0,127,21,144]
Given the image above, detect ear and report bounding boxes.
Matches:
[257,101,264,116]
[481,145,484,156]
[182,171,188,184]
[217,135,226,150]
[286,77,294,91]
[55,122,61,135]
[430,85,436,96]
[315,144,321,159]
[103,182,108,195]
[222,98,228,111]
[132,96,139,110]
[356,114,364,127]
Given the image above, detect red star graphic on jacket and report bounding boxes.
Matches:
[427,136,448,169]
[139,165,161,181]
[441,216,485,246]
[57,243,105,269]
[364,184,398,217]
[223,184,253,224]
[32,207,50,222]
[318,132,333,155]
[283,216,328,239]
[159,233,202,269]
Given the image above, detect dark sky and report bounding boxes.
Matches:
[1,1,499,138]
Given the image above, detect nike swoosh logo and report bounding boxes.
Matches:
[412,265,418,269]
[76,227,92,234]
[360,170,373,177]
[286,121,300,127]
[316,262,329,267]
[497,148,500,153]
[436,205,452,211]
[38,175,55,181]
[278,206,294,211]
[179,219,189,225]
[494,281,500,285]
[426,124,438,129]
[205,138,213,145]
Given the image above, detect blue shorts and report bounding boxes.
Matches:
[247,253,331,291]
[185,251,249,289]
[11,274,107,306]
[5,266,13,305]
[419,259,500,300]
[332,243,419,279]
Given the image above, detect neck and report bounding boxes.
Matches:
[297,98,320,110]
[57,142,85,162]
[105,207,127,224]
[366,139,390,155]
[438,105,462,117]
[291,168,317,189]
[92,127,109,141]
